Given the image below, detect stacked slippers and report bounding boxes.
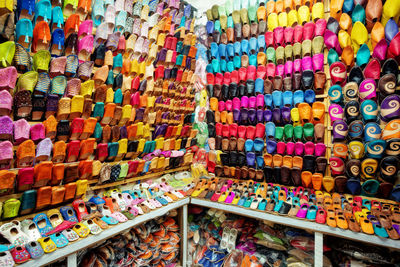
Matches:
[0,0,200,220]
[80,216,181,266]
[190,177,400,240]
[326,0,400,202]
[202,0,327,187]
[0,171,191,264]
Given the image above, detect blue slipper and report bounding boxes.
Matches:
[51,6,64,29]
[304,89,315,104]
[237,196,246,206]
[33,213,54,237]
[15,19,33,48]
[249,54,257,66]
[293,90,304,106]
[266,140,277,154]
[373,224,389,238]
[17,0,35,19]
[365,140,386,159]
[272,90,282,107]
[233,55,241,69]
[264,94,273,108]
[249,37,257,54]
[20,190,37,215]
[220,60,227,72]
[258,199,267,210]
[210,42,219,59]
[283,91,293,107]
[241,39,249,55]
[245,139,254,152]
[346,178,361,195]
[51,29,65,56]
[34,0,51,24]
[257,35,266,52]
[390,184,400,202]
[306,205,318,220]
[356,44,370,67]
[60,206,79,223]
[254,138,264,152]
[246,152,256,167]
[265,122,275,138]
[101,215,118,225]
[226,43,234,59]
[256,156,264,168]
[227,61,234,72]
[206,21,214,35]
[50,233,69,248]
[328,85,343,104]
[218,43,226,59]
[361,100,378,122]
[234,41,241,56]
[255,78,264,94]
[212,59,220,73]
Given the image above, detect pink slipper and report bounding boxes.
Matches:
[304,142,315,155]
[30,123,45,143]
[0,66,17,91]
[294,142,304,156]
[315,143,326,157]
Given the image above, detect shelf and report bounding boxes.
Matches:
[89,166,190,190]
[19,198,190,267]
[190,198,400,251]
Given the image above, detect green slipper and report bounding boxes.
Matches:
[361,179,380,197]
[293,125,303,141]
[17,71,39,93]
[303,123,314,141]
[284,124,294,141]
[122,211,135,220]
[2,198,21,219]
[266,47,276,63]
[0,41,15,67]
[327,48,340,66]
[275,127,284,141]
[33,50,51,72]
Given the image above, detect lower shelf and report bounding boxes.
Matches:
[190,198,400,251]
[19,198,190,267]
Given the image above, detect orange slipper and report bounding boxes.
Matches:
[101,103,116,125]
[272,154,283,167]
[78,160,93,180]
[17,140,36,168]
[79,138,96,160]
[264,154,273,166]
[293,156,303,169]
[64,182,77,201]
[80,117,97,139]
[298,103,311,124]
[311,101,325,124]
[51,163,65,186]
[36,186,52,209]
[51,186,66,205]
[301,171,312,188]
[34,161,53,188]
[43,115,58,140]
[0,170,16,195]
[52,141,67,163]
[311,173,323,190]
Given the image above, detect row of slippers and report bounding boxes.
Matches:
[189,178,400,239]
[212,151,326,182]
[0,114,194,145]
[208,102,324,128]
[208,122,326,146]
[205,65,327,96]
[0,193,182,264]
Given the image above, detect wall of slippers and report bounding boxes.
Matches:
[192,0,400,241]
[0,0,201,264]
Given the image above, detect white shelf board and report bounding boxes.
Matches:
[20,198,190,267]
[191,198,400,250]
